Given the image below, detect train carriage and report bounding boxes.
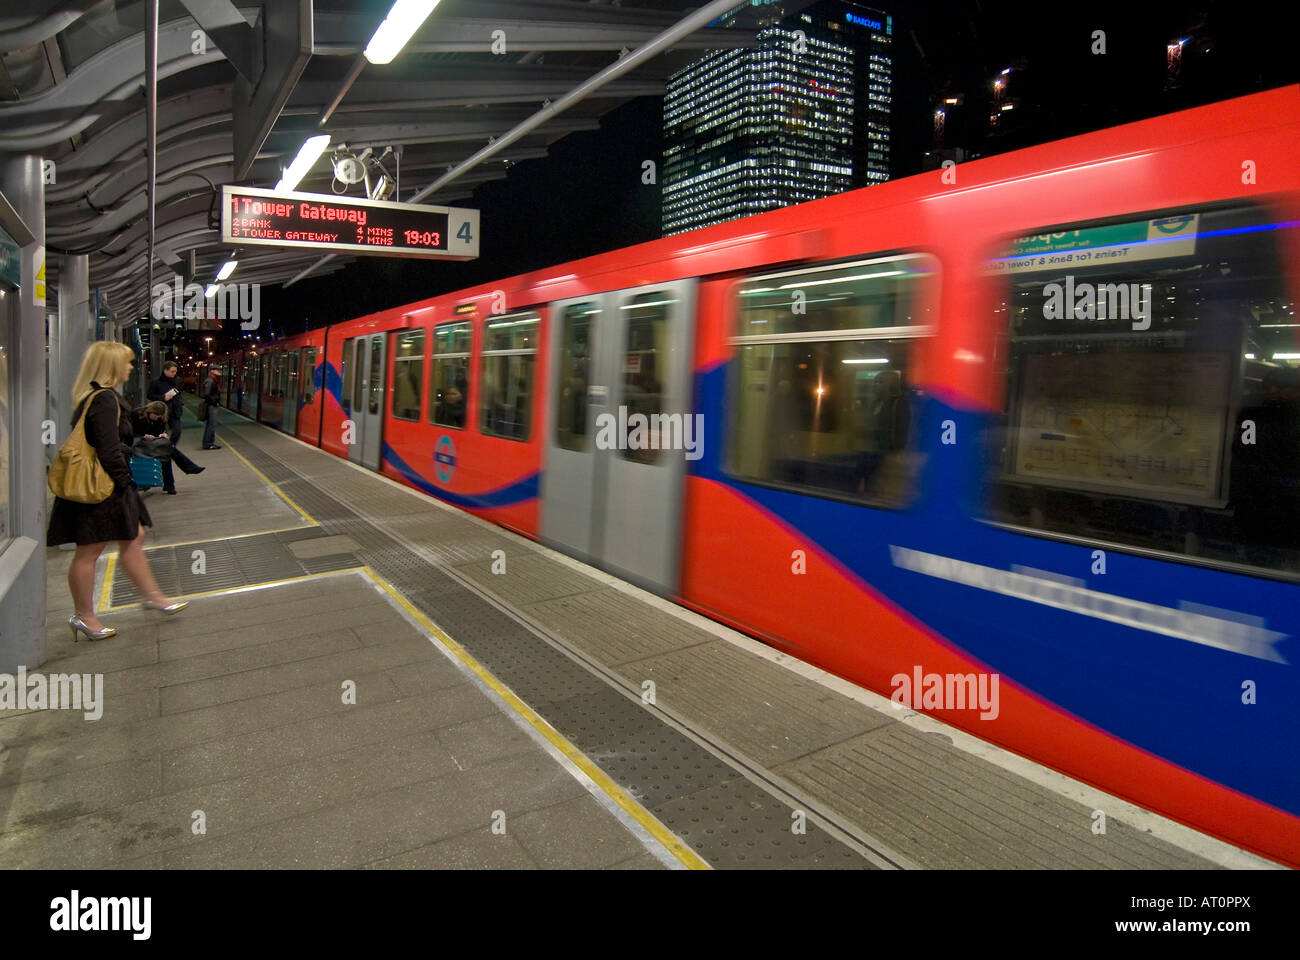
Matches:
[218,87,1300,865]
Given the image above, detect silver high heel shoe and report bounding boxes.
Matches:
[69,615,117,641]
[141,598,189,615]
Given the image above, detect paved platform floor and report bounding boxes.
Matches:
[9,404,1283,870]
[16,568,670,868]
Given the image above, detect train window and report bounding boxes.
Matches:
[341,339,355,413]
[983,204,1300,576]
[351,342,366,414]
[555,303,597,451]
[367,341,382,415]
[726,254,936,506]
[431,321,471,429]
[391,330,424,421]
[480,312,539,442]
[287,352,299,404]
[302,348,317,402]
[621,292,671,464]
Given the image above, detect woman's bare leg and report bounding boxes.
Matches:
[69,542,108,630]
[118,525,173,605]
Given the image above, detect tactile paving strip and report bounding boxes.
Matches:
[110,528,359,606]
[220,427,880,870]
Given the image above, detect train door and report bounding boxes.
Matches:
[300,346,319,441]
[542,279,697,593]
[347,333,385,470]
[244,353,260,418]
[283,350,300,435]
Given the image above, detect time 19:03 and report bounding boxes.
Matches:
[403,229,442,246]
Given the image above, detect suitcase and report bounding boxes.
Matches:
[129,456,165,490]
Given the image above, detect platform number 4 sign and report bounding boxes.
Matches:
[449,211,479,259]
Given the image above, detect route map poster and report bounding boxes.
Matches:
[1010,350,1231,502]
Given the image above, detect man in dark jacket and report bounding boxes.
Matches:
[147,361,185,444]
[201,368,223,449]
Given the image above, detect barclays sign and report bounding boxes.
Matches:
[846,12,883,30]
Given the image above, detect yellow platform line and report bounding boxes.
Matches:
[362,565,711,871]
[101,565,367,612]
[136,526,320,554]
[99,554,117,611]
[217,432,318,526]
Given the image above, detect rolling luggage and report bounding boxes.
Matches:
[129,456,165,490]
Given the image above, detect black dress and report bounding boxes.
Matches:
[46,383,154,546]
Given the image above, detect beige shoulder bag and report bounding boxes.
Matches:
[48,389,117,504]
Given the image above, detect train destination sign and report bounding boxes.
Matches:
[221,185,479,260]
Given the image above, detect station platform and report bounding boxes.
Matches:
[7,404,1281,870]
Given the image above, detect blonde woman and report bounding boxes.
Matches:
[47,342,187,640]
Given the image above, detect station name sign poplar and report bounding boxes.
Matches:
[221,185,479,260]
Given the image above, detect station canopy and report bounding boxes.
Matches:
[0,0,765,324]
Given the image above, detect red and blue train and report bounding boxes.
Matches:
[205,87,1300,866]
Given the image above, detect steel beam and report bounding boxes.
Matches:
[178,0,259,82]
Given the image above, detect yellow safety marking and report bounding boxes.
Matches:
[136,526,320,554]
[99,554,117,611]
[360,565,711,871]
[217,433,318,525]
[102,565,368,612]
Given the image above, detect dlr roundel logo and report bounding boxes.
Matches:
[434,435,457,484]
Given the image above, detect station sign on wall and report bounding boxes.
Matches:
[221,185,479,260]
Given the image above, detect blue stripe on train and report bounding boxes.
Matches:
[383,442,538,510]
[689,363,1300,815]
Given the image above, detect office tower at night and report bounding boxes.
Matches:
[662,1,892,236]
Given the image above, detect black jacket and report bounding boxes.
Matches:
[202,377,221,406]
[148,373,185,426]
[80,385,134,491]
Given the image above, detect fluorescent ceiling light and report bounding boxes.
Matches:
[204,283,219,298]
[275,134,331,192]
[365,0,440,65]
[1274,353,1300,360]
[216,259,237,281]
[843,358,890,364]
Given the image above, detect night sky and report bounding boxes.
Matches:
[242,0,1297,346]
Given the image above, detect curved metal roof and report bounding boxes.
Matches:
[0,0,762,322]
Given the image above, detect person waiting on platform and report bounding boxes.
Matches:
[133,400,204,494]
[48,341,188,641]
[201,367,222,449]
[147,360,186,446]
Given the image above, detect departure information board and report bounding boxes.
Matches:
[221,186,479,260]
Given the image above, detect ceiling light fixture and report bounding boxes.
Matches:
[276,134,331,192]
[365,0,441,65]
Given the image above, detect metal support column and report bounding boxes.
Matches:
[52,254,91,459]
[0,154,48,671]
